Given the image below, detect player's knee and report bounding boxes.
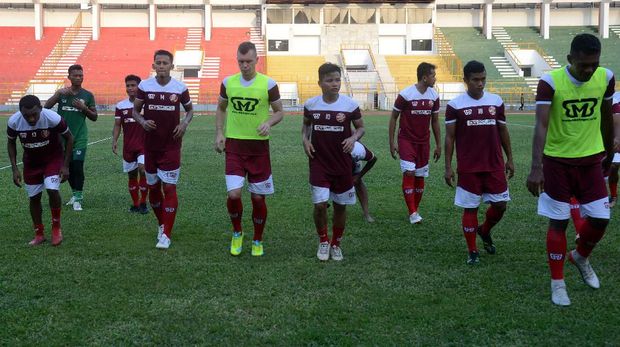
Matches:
[314,202,328,213]
[492,201,507,213]
[128,169,139,179]
[29,192,43,202]
[587,217,609,229]
[228,189,242,200]
[162,183,177,195]
[250,194,264,203]
[404,170,415,177]
[549,219,569,231]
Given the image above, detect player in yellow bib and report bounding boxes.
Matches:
[214,41,284,257]
[527,34,619,306]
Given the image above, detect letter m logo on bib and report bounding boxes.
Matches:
[231,97,260,112]
[561,98,598,118]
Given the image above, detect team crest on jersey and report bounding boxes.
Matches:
[61,99,67,103]
[428,100,434,108]
[148,93,155,100]
[336,113,346,123]
[464,109,473,116]
[488,106,496,116]
[169,94,178,102]
[412,101,418,107]
[41,130,49,138]
[123,110,128,115]
[19,133,27,139]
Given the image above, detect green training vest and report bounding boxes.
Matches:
[225,73,271,140]
[544,67,607,158]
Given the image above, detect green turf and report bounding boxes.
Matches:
[1,114,619,345]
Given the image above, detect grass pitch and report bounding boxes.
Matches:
[1,114,619,345]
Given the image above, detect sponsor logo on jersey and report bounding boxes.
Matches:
[123,110,129,115]
[61,99,67,103]
[230,97,259,113]
[313,113,321,119]
[336,112,346,123]
[148,94,155,100]
[314,125,344,132]
[466,119,497,126]
[562,98,598,120]
[464,109,473,116]
[19,133,27,139]
[429,100,434,108]
[147,105,175,111]
[23,140,50,149]
[489,106,496,116]
[169,94,178,102]
[412,101,418,107]
[124,118,137,123]
[61,106,81,112]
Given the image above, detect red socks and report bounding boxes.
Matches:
[610,182,618,199]
[34,223,44,236]
[139,176,148,205]
[462,210,478,252]
[162,184,178,237]
[251,196,267,241]
[547,228,566,280]
[51,208,61,229]
[402,174,416,214]
[128,178,139,207]
[576,219,606,258]
[227,197,243,233]
[148,181,164,226]
[317,226,329,243]
[331,226,345,247]
[480,205,505,236]
[413,177,425,211]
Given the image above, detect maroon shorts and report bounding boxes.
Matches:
[24,157,63,185]
[145,149,181,173]
[225,152,272,183]
[123,146,144,163]
[543,156,607,204]
[457,170,507,195]
[398,139,429,168]
[310,166,353,194]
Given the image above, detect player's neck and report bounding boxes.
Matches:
[70,85,82,93]
[128,96,136,103]
[467,90,484,100]
[322,93,339,104]
[156,75,171,86]
[241,71,257,81]
[415,83,428,94]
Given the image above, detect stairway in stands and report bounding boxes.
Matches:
[7,27,91,104]
[182,28,203,102]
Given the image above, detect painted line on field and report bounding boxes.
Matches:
[509,122,535,128]
[0,136,112,171]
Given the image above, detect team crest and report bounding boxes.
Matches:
[464,109,473,116]
[41,130,49,138]
[169,94,178,102]
[123,110,128,115]
[488,106,496,116]
[148,93,155,99]
[19,133,27,139]
[429,100,434,108]
[412,101,418,107]
[61,99,67,103]
[336,112,346,123]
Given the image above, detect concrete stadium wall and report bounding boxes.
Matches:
[158,9,203,28]
[0,8,32,26]
[101,10,148,27]
[212,10,256,27]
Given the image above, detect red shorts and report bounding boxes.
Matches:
[225,152,272,183]
[457,170,507,195]
[398,139,429,169]
[145,149,181,173]
[24,157,63,185]
[310,167,353,194]
[543,156,607,204]
[123,147,144,164]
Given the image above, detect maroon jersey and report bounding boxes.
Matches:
[136,77,191,152]
[304,95,362,176]
[7,108,69,166]
[115,98,145,154]
[613,92,620,114]
[393,85,440,144]
[445,92,506,173]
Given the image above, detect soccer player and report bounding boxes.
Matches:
[214,41,284,257]
[44,64,97,211]
[351,141,377,223]
[526,33,617,306]
[7,95,74,246]
[389,62,441,224]
[112,75,148,214]
[607,92,620,207]
[302,63,365,261]
[444,60,514,265]
[132,50,194,249]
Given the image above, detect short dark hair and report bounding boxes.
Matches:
[125,74,141,84]
[463,60,485,79]
[153,49,174,62]
[68,64,83,74]
[318,63,341,81]
[19,95,41,110]
[570,33,601,56]
[238,41,256,55]
[417,62,436,80]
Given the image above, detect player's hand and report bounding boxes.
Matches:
[173,121,188,140]
[614,135,620,152]
[526,166,544,197]
[60,166,69,183]
[112,142,118,155]
[433,147,441,162]
[303,139,315,159]
[140,119,156,132]
[602,153,613,174]
[352,174,360,186]
[342,137,356,153]
[214,133,225,153]
[390,142,398,159]
[505,159,515,179]
[12,168,22,188]
[257,122,271,136]
[444,167,455,188]
[72,98,87,112]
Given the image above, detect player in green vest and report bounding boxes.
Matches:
[214,41,284,257]
[527,33,618,306]
[45,64,98,211]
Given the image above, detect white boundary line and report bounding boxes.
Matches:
[0,136,112,171]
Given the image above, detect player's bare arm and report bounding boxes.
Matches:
[388,110,400,159]
[343,118,365,153]
[526,103,551,196]
[431,111,442,162]
[301,116,315,159]
[60,130,74,182]
[73,99,98,121]
[7,137,21,187]
[257,99,284,136]
[357,155,378,181]
[214,97,228,153]
[43,90,64,109]
[614,110,620,152]
[132,98,156,132]
[112,117,122,155]
[498,124,514,179]
[173,102,194,140]
[444,122,456,187]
